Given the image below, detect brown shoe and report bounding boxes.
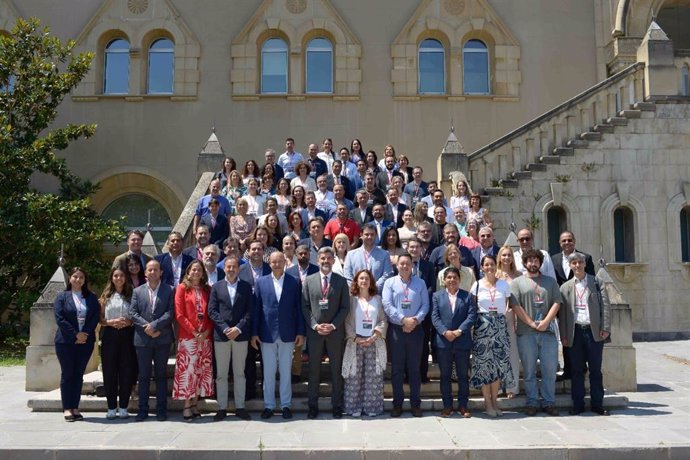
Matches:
[457,407,472,418]
[543,406,559,416]
[525,406,538,416]
[410,407,423,417]
[439,407,452,418]
[390,406,402,418]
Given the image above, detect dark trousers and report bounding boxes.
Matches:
[307,331,344,409]
[389,324,423,408]
[100,326,137,410]
[135,343,170,415]
[420,314,434,378]
[245,344,260,398]
[569,325,605,409]
[55,342,94,410]
[437,347,471,409]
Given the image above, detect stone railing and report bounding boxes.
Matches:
[167,171,216,250]
[465,63,646,190]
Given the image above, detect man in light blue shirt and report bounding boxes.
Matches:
[382,253,429,417]
[277,137,303,180]
[343,223,394,293]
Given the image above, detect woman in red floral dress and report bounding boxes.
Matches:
[173,260,214,421]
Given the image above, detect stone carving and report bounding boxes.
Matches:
[286,0,307,14]
[127,0,149,14]
[443,0,465,15]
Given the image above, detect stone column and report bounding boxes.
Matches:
[437,126,467,197]
[637,21,677,100]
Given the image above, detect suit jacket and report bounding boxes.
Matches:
[182,245,202,261]
[412,258,436,302]
[112,251,152,271]
[375,170,402,192]
[273,163,284,182]
[298,236,333,264]
[384,202,407,228]
[471,243,501,279]
[327,174,354,199]
[252,273,306,343]
[429,244,475,273]
[286,263,319,283]
[430,222,446,246]
[551,250,596,286]
[201,213,230,246]
[155,252,194,287]
[238,261,271,288]
[208,278,253,342]
[370,219,394,245]
[53,290,100,345]
[431,289,476,350]
[129,282,175,346]
[302,271,350,335]
[299,208,329,228]
[349,206,372,227]
[558,274,611,345]
[174,284,212,340]
[343,246,394,293]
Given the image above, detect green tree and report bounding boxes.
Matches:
[0,18,124,335]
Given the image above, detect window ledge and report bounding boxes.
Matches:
[393,94,519,102]
[605,262,648,283]
[231,94,359,101]
[72,94,197,102]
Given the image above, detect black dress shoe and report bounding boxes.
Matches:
[135,412,148,422]
[332,407,343,419]
[156,413,167,422]
[64,415,76,422]
[568,407,585,415]
[260,408,274,419]
[410,407,423,417]
[235,408,251,420]
[72,413,84,421]
[591,407,610,416]
[307,407,319,419]
[282,407,293,419]
[391,406,402,417]
[213,410,227,421]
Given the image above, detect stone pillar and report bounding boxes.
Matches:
[437,126,467,197]
[25,266,99,391]
[141,229,160,258]
[196,130,226,180]
[637,21,677,100]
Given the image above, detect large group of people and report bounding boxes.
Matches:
[53,137,611,422]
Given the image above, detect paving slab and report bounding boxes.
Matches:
[1,340,689,457]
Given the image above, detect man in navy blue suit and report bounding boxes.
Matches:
[471,227,500,279]
[155,231,193,288]
[251,251,305,420]
[431,267,477,418]
[370,203,394,245]
[200,198,229,247]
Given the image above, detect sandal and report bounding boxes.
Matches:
[183,406,194,422]
[191,404,201,418]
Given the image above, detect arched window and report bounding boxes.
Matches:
[306,37,333,94]
[102,194,172,246]
[463,39,489,95]
[546,206,568,255]
[261,38,288,94]
[681,206,690,262]
[104,38,130,94]
[418,38,445,94]
[682,65,689,97]
[147,38,174,94]
[613,206,635,262]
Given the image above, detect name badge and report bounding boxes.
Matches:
[362,320,373,330]
[488,304,497,312]
[534,300,545,310]
[401,300,411,310]
[319,300,329,310]
[576,303,586,310]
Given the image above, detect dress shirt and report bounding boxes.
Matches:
[277,151,303,179]
[224,280,242,334]
[574,277,591,325]
[561,253,571,279]
[170,254,184,286]
[146,282,160,315]
[382,275,429,325]
[207,269,220,286]
[513,248,557,280]
[272,273,285,301]
[447,290,458,314]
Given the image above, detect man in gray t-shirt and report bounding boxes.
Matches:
[509,249,561,416]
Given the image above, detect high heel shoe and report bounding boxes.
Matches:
[183,407,194,422]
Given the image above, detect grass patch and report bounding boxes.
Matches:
[0,337,28,366]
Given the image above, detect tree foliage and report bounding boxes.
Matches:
[0,18,124,334]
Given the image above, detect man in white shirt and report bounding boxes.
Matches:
[277,137,303,180]
[202,244,222,285]
[426,189,455,224]
[513,228,557,279]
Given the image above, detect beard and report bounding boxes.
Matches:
[526,265,540,274]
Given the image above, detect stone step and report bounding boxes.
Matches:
[592,123,615,133]
[511,171,532,180]
[526,163,547,172]
[539,155,561,165]
[606,116,628,126]
[632,101,656,111]
[499,178,519,188]
[553,146,574,156]
[566,139,588,149]
[619,109,641,118]
[483,187,504,196]
[28,387,629,413]
[579,131,602,141]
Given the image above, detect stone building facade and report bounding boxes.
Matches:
[2,0,689,338]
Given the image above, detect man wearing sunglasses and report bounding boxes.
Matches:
[513,228,556,280]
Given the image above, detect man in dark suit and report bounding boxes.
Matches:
[112,230,152,270]
[237,240,271,399]
[370,203,394,245]
[200,198,229,247]
[471,227,501,279]
[384,188,408,228]
[300,192,329,228]
[155,231,194,288]
[428,225,473,272]
[550,231,595,381]
[302,247,350,419]
[558,252,611,416]
[375,155,402,192]
[407,237,437,382]
[129,260,175,421]
[182,224,210,261]
[349,189,372,227]
[330,160,354,200]
[298,217,332,264]
[286,244,319,284]
[264,148,284,182]
[251,251,306,420]
[431,267,477,418]
[208,256,253,421]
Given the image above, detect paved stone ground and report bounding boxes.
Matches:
[1,340,689,459]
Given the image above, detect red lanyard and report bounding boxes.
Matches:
[575,283,589,306]
[488,285,497,309]
[401,278,410,301]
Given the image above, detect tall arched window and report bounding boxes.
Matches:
[547,206,568,255]
[682,65,689,96]
[148,38,174,94]
[681,206,690,262]
[613,206,635,262]
[418,38,445,94]
[102,194,172,246]
[261,38,288,94]
[463,39,489,95]
[104,38,130,94]
[306,37,333,94]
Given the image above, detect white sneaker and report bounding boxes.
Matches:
[106,409,117,420]
[117,408,129,419]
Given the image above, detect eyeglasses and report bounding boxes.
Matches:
[518,237,532,242]
[560,239,573,243]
